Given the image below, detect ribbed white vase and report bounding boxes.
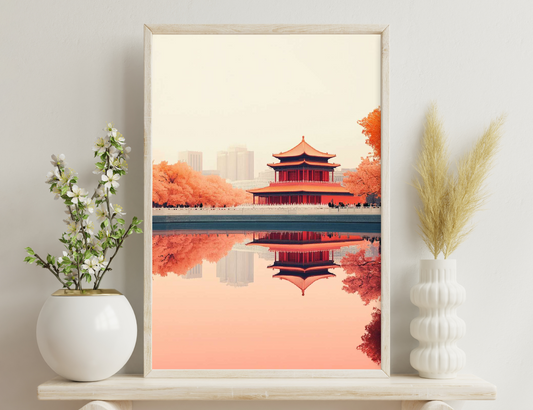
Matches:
[410,259,466,378]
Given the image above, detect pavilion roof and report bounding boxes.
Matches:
[273,270,336,296]
[247,183,354,195]
[273,136,336,159]
[267,159,340,168]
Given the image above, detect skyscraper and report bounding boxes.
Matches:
[178,151,203,172]
[217,145,254,181]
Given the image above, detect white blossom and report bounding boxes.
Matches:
[67,185,87,205]
[95,187,106,200]
[45,169,60,185]
[109,146,120,159]
[66,222,78,235]
[124,146,131,159]
[112,203,126,217]
[112,157,128,170]
[89,237,103,252]
[58,168,75,187]
[97,255,108,269]
[85,221,95,235]
[50,154,66,167]
[101,170,120,190]
[106,123,117,138]
[85,198,96,213]
[115,133,125,145]
[95,206,107,222]
[82,256,100,274]
[51,185,61,200]
[93,136,110,155]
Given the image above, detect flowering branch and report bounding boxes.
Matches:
[24,124,142,290]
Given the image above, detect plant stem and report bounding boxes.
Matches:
[94,223,133,289]
[34,253,69,288]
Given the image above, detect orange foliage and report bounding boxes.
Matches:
[153,161,252,207]
[341,247,381,305]
[357,107,381,159]
[343,158,381,199]
[152,233,249,276]
[357,307,381,365]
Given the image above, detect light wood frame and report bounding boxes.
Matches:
[144,24,390,378]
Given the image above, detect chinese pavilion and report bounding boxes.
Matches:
[248,136,357,205]
[248,231,363,296]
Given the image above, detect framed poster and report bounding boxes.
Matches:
[144,24,390,378]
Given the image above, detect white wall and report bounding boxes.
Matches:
[1,1,531,409]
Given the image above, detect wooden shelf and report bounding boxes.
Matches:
[38,374,496,401]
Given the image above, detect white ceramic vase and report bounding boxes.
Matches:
[36,289,137,382]
[410,259,466,379]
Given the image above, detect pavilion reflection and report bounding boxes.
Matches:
[248,231,364,296]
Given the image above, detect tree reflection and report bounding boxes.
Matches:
[358,307,381,365]
[152,233,249,276]
[340,247,381,305]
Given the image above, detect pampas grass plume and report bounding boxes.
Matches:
[414,104,505,259]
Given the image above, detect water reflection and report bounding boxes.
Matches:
[152,229,381,366]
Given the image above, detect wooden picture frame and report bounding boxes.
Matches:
[144,24,390,378]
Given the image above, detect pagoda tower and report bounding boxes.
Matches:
[248,231,363,296]
[248,136,356,205]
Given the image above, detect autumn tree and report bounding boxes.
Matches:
[152,161,252,208]
[343,158,381,199]
[357,107,381,159]
[152,233,250,276]
[341,247,381,305]
[357,307,381,365]
[344,107,382,201]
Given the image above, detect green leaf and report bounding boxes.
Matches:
[95,162,105,170]
[85,273,92,283]
[133,226,142,234]
[66,281,73,287]
[110,187,117,195]
[128,229,133,235]
[117,218,125,225]
[36,260,44,267]
[24,256,36,263]
[25,247,35,255]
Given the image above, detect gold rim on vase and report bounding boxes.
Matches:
[51,289,123,296]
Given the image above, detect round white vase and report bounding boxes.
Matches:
[410,259,466,379]
[36,289,137,382]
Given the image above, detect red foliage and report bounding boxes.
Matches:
[358,307,381,365]
[343,158,381,200]
[153,161,252,207]
[357,107,381,159]
[341,248,381,305]
[152,233,249,276]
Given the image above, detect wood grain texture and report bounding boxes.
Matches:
[380,25,391,377]
[143,24,391,378]
[145,24,389,35]
[38,374,496,401]
[143,24,153,378]
[80,401,132,410]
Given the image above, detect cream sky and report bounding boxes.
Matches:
[152,34,381,177]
